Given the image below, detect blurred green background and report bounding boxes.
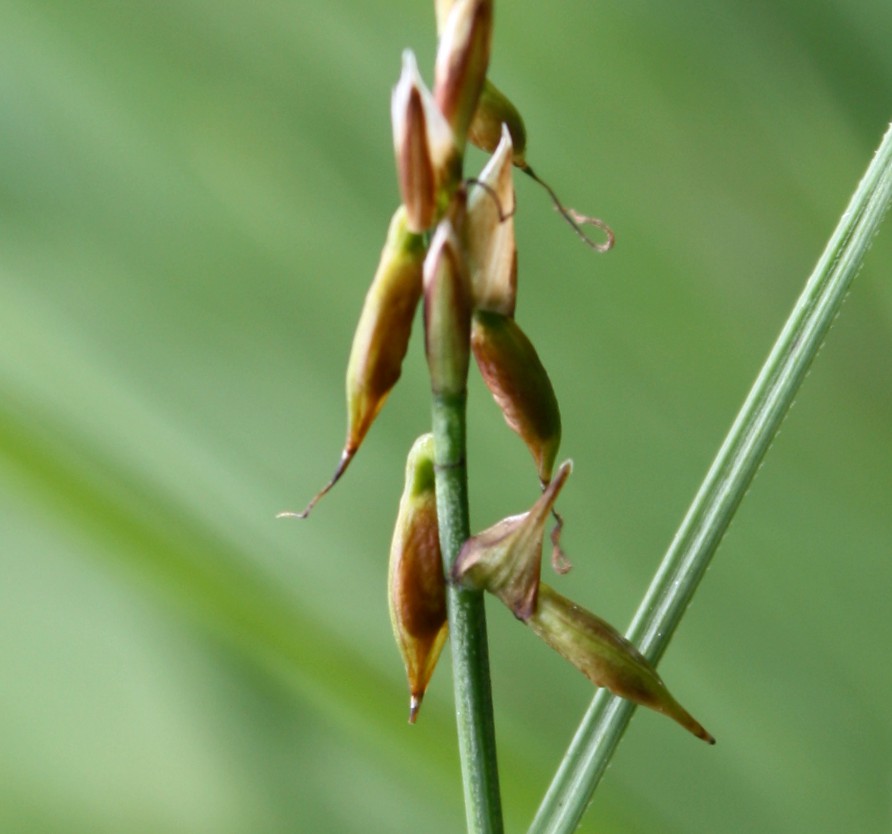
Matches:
[2,1,891,832]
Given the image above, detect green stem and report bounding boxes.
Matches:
[529,121,892,834]
[432,391,503,834]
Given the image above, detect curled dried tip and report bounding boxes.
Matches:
[567,208,616,253]
[276,449,355,520]
[408,693,423,724]
[522,165,615,253]
[549,507,572,574]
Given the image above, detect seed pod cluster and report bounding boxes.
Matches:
[287,0,714,753]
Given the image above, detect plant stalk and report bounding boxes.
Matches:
[432,391,504,834]
[528,121,892,834]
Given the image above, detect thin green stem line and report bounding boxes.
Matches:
[432,391,503,834]
[529,122,892,834]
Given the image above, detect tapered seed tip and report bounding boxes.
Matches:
[276,448,356,520]
[664,700,715,744]
[680,713,715,744]
[408,694,423,724]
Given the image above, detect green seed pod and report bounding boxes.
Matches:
[343,209,426,477]
[453,461,572,620]
[471,310,561,485]
[434,0,493,150]
[280,207,426,519]
[467,124,517,317]
[528,583,715,744]
[424,207,472,398]
[388,433,448,723]
[468,79,528,169]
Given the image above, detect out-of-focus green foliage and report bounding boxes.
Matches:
[1,1,890,832]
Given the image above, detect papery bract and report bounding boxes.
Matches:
[434,0,459,35]
[392,50,458,232]
[453,461,572,620]
[467,124,517,317]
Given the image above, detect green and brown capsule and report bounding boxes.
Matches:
[433,0,493,151]
[280,207,426,519]
[528,584,715,744]
[392,50,459,233]
[471,310,561,486]
[388,433,448,723]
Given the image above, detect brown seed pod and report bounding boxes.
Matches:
[470,310,561,486]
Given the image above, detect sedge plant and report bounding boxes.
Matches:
[280,1,892,831]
